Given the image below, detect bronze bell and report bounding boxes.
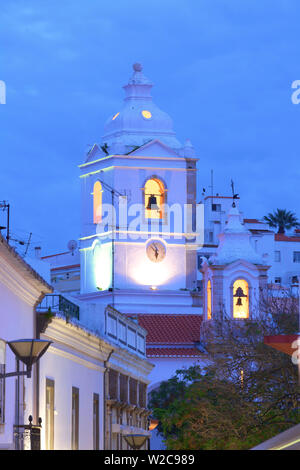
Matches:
[146,194,159,210]
[234,286,247,307]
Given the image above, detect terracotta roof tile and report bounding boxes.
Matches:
[135,314,202,344]
[244,219,264,224]
[146,347,204,358]
[275,234,300,242]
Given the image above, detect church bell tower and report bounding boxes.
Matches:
[79,64,200,314]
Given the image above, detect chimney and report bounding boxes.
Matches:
[34,246,41,259]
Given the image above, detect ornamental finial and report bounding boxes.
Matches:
[133,62,142,72]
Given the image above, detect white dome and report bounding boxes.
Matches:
[102,64,182,152]
[209,205,264,266]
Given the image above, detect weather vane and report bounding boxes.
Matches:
[230,179,239,207]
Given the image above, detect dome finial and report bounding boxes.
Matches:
[133,62,142,72]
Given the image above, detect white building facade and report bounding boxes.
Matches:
[0,233,153,450]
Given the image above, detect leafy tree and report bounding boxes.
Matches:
[149,290,300,450]
[263,209,299,234]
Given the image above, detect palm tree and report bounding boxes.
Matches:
[263,209,300,234]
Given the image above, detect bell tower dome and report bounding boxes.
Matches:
[102,63,182,153]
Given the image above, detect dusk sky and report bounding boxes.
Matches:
[1,0,300,255]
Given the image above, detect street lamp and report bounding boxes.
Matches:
[123,434,149,450]
[0,339,52,379]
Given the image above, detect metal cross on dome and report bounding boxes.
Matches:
[231,179,239,207]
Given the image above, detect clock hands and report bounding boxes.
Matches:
[151,244,159,259]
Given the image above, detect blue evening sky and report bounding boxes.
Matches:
[1,0,299,255]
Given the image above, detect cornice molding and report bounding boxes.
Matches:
[41,317,153,380]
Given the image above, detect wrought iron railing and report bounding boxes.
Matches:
[37,294,80,320]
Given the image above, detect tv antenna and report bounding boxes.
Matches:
[67,240,78,255]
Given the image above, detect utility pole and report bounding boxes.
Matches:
[0,201,10,242]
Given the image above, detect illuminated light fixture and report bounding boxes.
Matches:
[150,286,157,290]
[141,110,152,119]
[112,112,120,121]
[149,419,159,431]
[123,434,148,450]
[0,339,52,379]
[132,260,170,286]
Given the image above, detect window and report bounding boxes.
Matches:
[208,232,214,242]
[293,251,300,263]
[71,387,79,450]
[274,251,281,262]
[108,369,118,400]
[212,204,221,212]
[120,374,128,403]
[0,340,5,424]
[45,379,54,450]
[129,378,137,405]
[233,279,249,319]
[139,382,147,408]
[93,394,99,450]
[93,181,102,224]
[207,280,212,320]
[144,178,165,219]
[275,277,282,284]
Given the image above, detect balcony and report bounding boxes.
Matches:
[36,294,80,320]
[105,306,146,357]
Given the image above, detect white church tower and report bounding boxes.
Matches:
[78,64,200,314]
[201,203,270,321]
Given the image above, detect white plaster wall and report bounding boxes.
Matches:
[39,347,104,450]
[271,240,300,285]
[115,242,187,290]
[0,281,35,448]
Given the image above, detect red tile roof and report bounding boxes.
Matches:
[244,219,264,224]
[42,251,70,259]
[264,334,299,356]
[51,264,80,272]
[146,347,203,358]
[249,229,273,234]
[204,196,239,200]
[275,234,300,242]
[135,314,202,344]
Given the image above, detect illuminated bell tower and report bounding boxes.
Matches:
[79,63,200,314]
[201,204,270,321]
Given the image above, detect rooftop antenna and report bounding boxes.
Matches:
[67,240,78,256]
[24,232,32,257]
[230,179,239,207]
[209,170,214,202]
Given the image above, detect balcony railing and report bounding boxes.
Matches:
[36,294,80,320]
[105,307,146,357]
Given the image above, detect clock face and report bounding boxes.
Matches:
[146,240,166,263]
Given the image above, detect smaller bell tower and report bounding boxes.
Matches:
[201,204,270,321]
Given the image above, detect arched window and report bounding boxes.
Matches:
[144,178,165,219]
[207,279,212,320]
[233,279,249,319]
[93,181,102,224]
